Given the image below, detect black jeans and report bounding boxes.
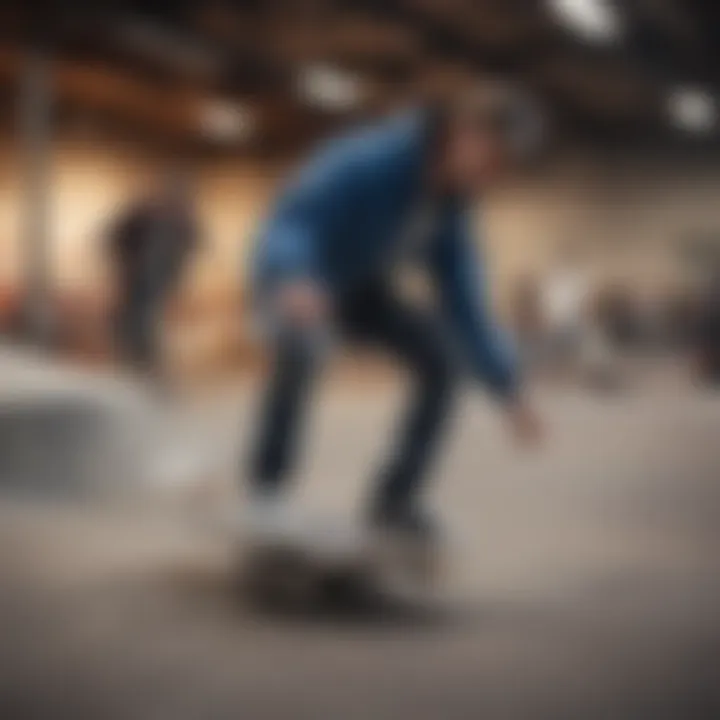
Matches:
[114,282,165,375]
[248,279,458,514]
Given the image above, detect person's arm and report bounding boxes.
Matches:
[432,209,542,442]
[432,209,517,397]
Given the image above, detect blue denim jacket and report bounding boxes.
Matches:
[251,109,517,397]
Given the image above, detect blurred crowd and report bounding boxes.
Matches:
[511,248,720,390]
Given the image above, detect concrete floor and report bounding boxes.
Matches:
[0,363,719,719]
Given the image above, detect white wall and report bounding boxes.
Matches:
[484,152,720,305]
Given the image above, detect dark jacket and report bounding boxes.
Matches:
[110,200,197,297]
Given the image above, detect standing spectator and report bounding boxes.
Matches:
[694,272,720,385]
[108,171,199,385]
[541,247,591,375]
[511,273,544,371]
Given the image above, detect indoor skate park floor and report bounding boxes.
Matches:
[0,350,719,719]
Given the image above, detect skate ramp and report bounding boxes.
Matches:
[0,348,148,500]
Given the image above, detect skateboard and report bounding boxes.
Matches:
[236,512,441,613]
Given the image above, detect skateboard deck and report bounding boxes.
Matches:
[236,513,441,613]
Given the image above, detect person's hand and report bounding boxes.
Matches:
[276,280,328,326]
[506,399,544,447]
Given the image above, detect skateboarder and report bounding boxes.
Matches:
[246,84,544,538]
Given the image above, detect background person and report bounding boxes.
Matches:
[108,172,199,386]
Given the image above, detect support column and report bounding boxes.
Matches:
[18,43,53,345]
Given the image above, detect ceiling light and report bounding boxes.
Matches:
[199,101,255,143]
[667,88,717,133]
[297,64,365,111]
[548,0,621,42]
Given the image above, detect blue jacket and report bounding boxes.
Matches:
[251,109,518,397]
